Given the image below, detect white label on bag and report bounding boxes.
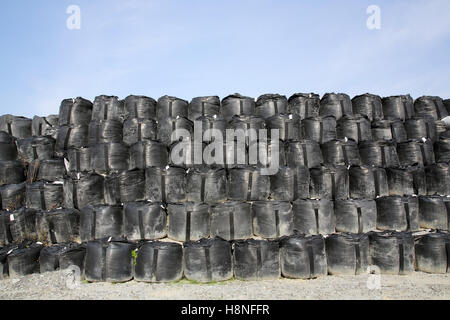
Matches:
[9,214,14,221]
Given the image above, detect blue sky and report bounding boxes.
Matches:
[1,0,449,117]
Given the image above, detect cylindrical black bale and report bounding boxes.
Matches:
[123,118,157,146]
[233,239,280,280]
[156,95,189,121]
[203,140,248,169]
[25,182,64,211]
[134,241,183,283]
[0,182,26,211]
[123,202,167,241]
[91,95,125,122]
[90,143,129,174]
[228,166,270,201]
[105,170,146,204]
[36,208,80,244]
[27,159,65,183]
[418,139,436,166]
[404,117,437,142]
[368,231,415,275]
[210,202,252,241]
[169,140,206,168]
[434,135,450,163]
[287,93,320,120]
[359,141,399,167]
[414,232,450,274]
[334,199,377,233]
[0,132,18,161]
[63,173,105,209]
[373,167,390,197]
[390,120,408,143]
[184,238,233,283]
[0,161,25,186]
[39,243,84,273]
[255,94,288,119]
[1,208,37,244]
[301,116,337,144]
[88,120,123,146]
[146,166,187,203]
[85,239,135,283]
[32,115,59,139]
[371,120,407,142]
[407,165,427,195]
[382,95,415,121]
[270,166,310,201]
[123,95,157,120]
[351,93,383,122]
[376,196,420,231]
[67,148,91,172]
[249,139,285,169]
[397,141,424,167]
[0,115,32,139]
[414,96,448,121]
[321,139,360,166]
[336,115,372,143]
[80,205,123,242]
[157,116,194,146]
[167,202,210,242]
[56,125,89,154]
[348,166,376,199]
[418,196,448,230]
[17,136,55,162]
[309,165,349,200]
[386,167,414,196]
[7,243,43,278]
[252,201,293,239]
[285,140,323,169]
[195,115,226,143]
[58,97,93,126]
[292,199,335,235]
[425,163,450,195]
[319,93,353,120]
[280,234,327,279]
[220,93,255,122]
[129,140,169,169]
[186,167,226,203]
[325,233,369,275]
[266,114,302,141]
[188,96,221,121]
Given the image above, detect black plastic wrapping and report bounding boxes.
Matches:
[123,202,167,241]
[255,94,288,119]
[90,142,129,174]
[32,115,59,139]
[407,165,427,195]
[66,148,91,172]
[25,182,64,211]
[309,165,349,200]
[414,232,450,274]
[321,139,360,166]
[56,125,89,154]
[88,120,123,146]
[58,97,93,126]
[404,117,437,142]
[425,163,450,196]
[250,139,285,169]
[397,141,425,167]
[376,196,420,231]
[211,201,252,241]
[414,96,448,121]
[336,115,372,143]
[188,96,221,121]
[359,141,399,167]
[292,199,335,235]
[301,116,337,144]
[63,173,105,209]
[351,93,383,122]
[0,208,37,244]
[156,95,189,121]
[123,95,157,120]
[7,243,43,278]
[220,93,255,122]
[371,120,407,142]
[17,136,55,162]
[326,233,369,275]
[167,202,210,242]
[386,167,414,196]
[129,140,169,169]
[80,205,123,242]
[227,115,266,145]
[382,95,415,121]
[27,159,65,183]
[104,169,146,205]
[266,114,302,141]
[184,237,233,282]
[285,140,323,169]
[186,167,226,203]
[0,161,26,186]
[0,132,18,161]
[0,182,26,211]
[169,140,206,168]
[203,140,248,169]
[0,115,32,139]
[270,166,310,201]
[418,196,448,230]
[123,118,158,146]
[36,208,80,244]
[434,134,450,163]
[39,243,85,273]
[319,93,353,120]
[228,166,270,201]
[334,199,377,233]
[252,201,293,239]
[157,116,194,146]
[348,165,389,199]
[233,239,280,280]
[287,93,320,119]
[91,95,125,122]
[195,115,226,143]
[146,166,187,203]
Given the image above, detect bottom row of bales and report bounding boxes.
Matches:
[1,231,449,282]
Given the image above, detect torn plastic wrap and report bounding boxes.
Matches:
[129,140,169,169]
[336,115,372,143]
[66,148,91,172]
[255,94,288,119]
[414,232,450,274]
[188,96,221,121]
[186,166,226,203]
[0,161,26,186]
[156,95,189,121]
[123,202,166,241]
[414,96,448,121]
[334,199,377,234]
[382,95,414,121]
[359,141,399,168]
[80,205,123,242]
[32,115,59,139]
[325,233,369,275]
[146,166,187,203]
[26,159,66,183]
[266,114,302,141]
[309,165,349,200]
[17,136,55,162]
[0,182,26,211]
[123,95,157,120]
[376,196,420,231]
[351,93,383,122]
[418,196,448,230]
[285,140,323,169]
[220,93,255,122]
[56,125,89,155]
[210,201,252,241]
[91,95,125,123]
[25,182,64,211]
[227,166,270,201]
[270,166,310,201]
[7,243,43,278]
[0,115,32,139]
[321,139,360,166]
[252,201,293,239]
[167,202,210,242]
[90,142,129,174]
[36,208,80,244]
[292,199,335,235]
[58,97,93,126]
[287,93,320,120]
[0,132,18,161]
[319,93,353,120]
[425,163,450,196]
[123,118,157,146]
[63,173,105,210]
[301,116,336,145]
[88,120,123,146]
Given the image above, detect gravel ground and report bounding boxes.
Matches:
[0,271,448,300]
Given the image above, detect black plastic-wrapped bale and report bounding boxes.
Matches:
[445,199,450,229]
[326,233,369,275]
[376,196,420,231]
[280,234,327,279]
[334,199,377,234]
[266,114,302,141]
[255,94,288,119]
[123,118,157,146]
[233,239,280,280]
[287,93,320,119]
[285,140,323,169]
[167,202,210,242]
[88,120,123,146]
[270,166,310,201]
[371,120,407,143]
[418,139,436,166]
[351,93,383,122]
[321,139,360,166]
[80,205,123,242]
[396,141,425,167]
[157,116,194,146]
[382,95,414,121]
[425,163,450,196]
[435,120,447,137]
[129,140,168,169]
[66,148,91,172]
[211,202,252,241]
[195,115,226,143]
[414,96,448,121]
[123,95,157,120]
[25,182,64,211]
[7,243,43,278]
[414,232,450,274]
[0,115,32,139]
[292,199,335,235]
[227,115,266,145]
[188,96,221,121]
[319,93,353,120]
[228,166,270,201]
[0,208,37,244]
[359,141,399,168]
[184,238,233,283]
[186,167,226,203]
[36,208,80,244]
[63,173,105,210]
[203,140,248,169]
[91,95,125,123]
[90,142,129,174]
[27,159,65,183]
[134,241,183,283]
[0,161,25,186]
[220,93,255,122]
[252,201,293,239]
[0,132,17,161]
[0,213,13,247]
[368,231,415,275]
[156,95,189,121]
[56,125,89,154]
[348,166,389,199]
[404,117,437,142]
[336,115,372,143]
[250,138,285,169]
[434,134,450,163]
[169,140,206,168]
[309,165,349,200]
[0,182,26,211]
[418,196,448,230]
[146,166,187,203]
[58,97,93,126]
[116,169,146,203]
[17,136,55,162]
[386,167,414,196]
[407,165,427,195]
[39,243,85,273]
[32,115,59,139]
[301,116,336,145]
[123,202,166,241]
[85,239,134,283]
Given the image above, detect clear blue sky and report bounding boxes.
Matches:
[1,0,449,117]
